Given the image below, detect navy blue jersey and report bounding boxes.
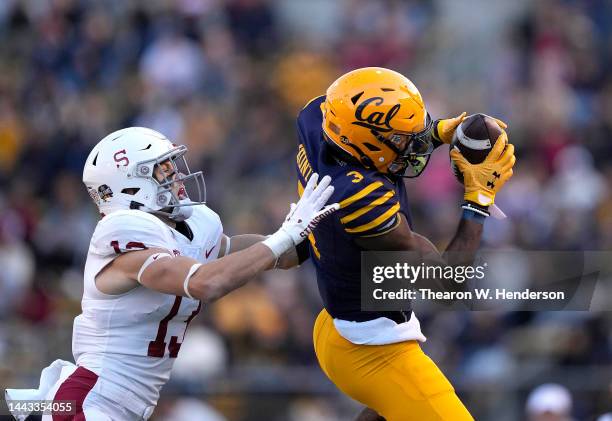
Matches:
[296,95,413,322]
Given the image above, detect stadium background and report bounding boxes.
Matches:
[0,0,610,420]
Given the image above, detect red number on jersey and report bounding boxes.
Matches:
[148,297,201,358]
[110,240,147,254]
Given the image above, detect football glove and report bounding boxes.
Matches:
[263,173,338,258]
[432,112,466,144]
[492,117,508,130]
[450,131,515,207]
[433,113,509,145]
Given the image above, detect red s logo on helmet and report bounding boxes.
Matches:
[114,149,129,167]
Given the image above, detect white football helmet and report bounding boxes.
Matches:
[82,127,205,221]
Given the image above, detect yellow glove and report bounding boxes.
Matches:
[434,113,509,145]
[491,117,508,130]
[450,131,515,207]
[433,112,466,144]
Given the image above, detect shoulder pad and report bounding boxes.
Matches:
[301,94,325,111]
[188,205,223,239]
[90,210,173,256]
[334,170,401,237]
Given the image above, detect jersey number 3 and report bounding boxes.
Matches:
[148,296,201,358]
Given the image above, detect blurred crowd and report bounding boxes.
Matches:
[0,0,610,420]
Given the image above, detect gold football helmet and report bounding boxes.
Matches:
[321,67,433,177]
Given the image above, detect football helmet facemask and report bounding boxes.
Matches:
[321,67,434,178]
[82,127,205,221]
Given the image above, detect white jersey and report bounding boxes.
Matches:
[72,206,222,417]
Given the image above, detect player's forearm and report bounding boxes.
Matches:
[228,234,267,253]
[190,243,275,302]
[229,234,299,269]
[443,217,483,266]
[275,247,299,269]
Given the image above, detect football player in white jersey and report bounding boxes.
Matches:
[5,127,338,421]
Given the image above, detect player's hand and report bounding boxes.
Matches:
[491,116,508,130]
[450,131,515,207]
[433,112,466,144]
[263,173,339,258]
[282,173,338,241]
[434,113,508,145]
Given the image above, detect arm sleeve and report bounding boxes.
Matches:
[295,240,310,264]
[431,119,444,150]
[336,175,401,238]
[90,212,172,256]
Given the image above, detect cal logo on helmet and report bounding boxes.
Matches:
[321,67,433,177]
[352,96,400,133]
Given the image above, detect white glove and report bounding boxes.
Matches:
[263,173,338,258]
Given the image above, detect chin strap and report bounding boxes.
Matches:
[169,204,193,221]
[133,199,195,221]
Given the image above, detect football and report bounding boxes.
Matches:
[450,113,504,184]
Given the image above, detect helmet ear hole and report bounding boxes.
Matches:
[121,188,140,195]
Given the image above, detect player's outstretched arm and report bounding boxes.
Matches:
[445,131,514,263]
[216,234,300,269]
[355,133,514,265]
[432,112,507,145]
[214,174,337,268]
[98,174,337,301]
[136,245,273,298]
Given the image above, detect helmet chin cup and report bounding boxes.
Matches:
[170,201,194,221]
[154,189,195,221]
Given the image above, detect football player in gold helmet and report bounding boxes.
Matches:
[295,67,515,420]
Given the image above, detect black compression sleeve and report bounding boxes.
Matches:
[296,240,310,264]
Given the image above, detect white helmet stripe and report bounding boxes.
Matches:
[454,124,492,150]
